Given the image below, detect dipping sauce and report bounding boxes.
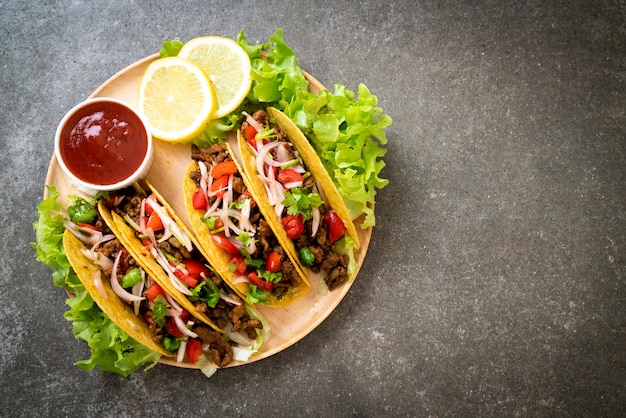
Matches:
[58,100,149,186]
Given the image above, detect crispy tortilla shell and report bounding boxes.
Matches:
[62,229,173,357]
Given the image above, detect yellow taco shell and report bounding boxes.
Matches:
[62,229,173,357]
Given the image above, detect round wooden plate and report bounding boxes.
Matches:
[44,54,372,369]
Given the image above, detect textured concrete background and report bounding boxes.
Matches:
[2,1,625,416]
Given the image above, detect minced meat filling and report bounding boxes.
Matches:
[297,217,350,290]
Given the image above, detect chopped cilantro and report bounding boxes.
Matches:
[282,188,322,221]
[188,280,220,308]
[150,295,170,328]
[162,336,181,352]
[246,285,267,304]
[244,256,264,269]
[236,233,253,247]
[258,269,282,284]
[67,196,97,224]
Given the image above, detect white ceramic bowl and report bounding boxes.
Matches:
[54,97,153,194]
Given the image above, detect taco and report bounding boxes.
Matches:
[63,225,173,359]
[97,184,268,367]
[183,143,312,307]
[238,107,359,291]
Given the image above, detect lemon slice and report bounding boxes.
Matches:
[178,36,251,119]
[138,57,216,142]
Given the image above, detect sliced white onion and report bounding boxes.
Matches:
[207,179,228,198]
[224,174,234,208]
[246,238,257,256]
[240,197,251,221]
[211,209,255,233]
[311,206,321,237]
[255,142,284,182]
[80,248,114,271]
[271,180,286,218]
[233,275,249,284]
[198,161,210,206]
[110,251,145,303]
[177,339,187,363]
[275,143,292,162]
[139,198,147,232]
[132,271,145,316]
[145,197,193,252]
[316,180,329,209]
[124,214,142,232]
[92,271,108,299]
[164,293,183,313]
[263,183,275,206]
[291,164,306,174]
[112,195,125,206]
[149,246,192,296]
[167,309,198,338]
[283,180,303,189]
[204,195,223,217]
[64,220,104,246]
[219,291,242,306]
[144,227,157,248]
[90,234,116,252]
[173,315,198,338]
[242,111,264,132]
[157,223,173,244]
[275,202,285,219]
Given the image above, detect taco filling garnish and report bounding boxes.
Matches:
[238,108,358,290]
[98,185,268,367]
[185,143,311,306]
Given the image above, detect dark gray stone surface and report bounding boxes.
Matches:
[2,1,624,416]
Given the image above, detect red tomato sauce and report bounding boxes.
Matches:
[59,101,148,185]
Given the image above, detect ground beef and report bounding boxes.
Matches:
[295,214,350,288]
[97,238,120,259]
[191,143,228,164]
[228,294,263,340]
[195,326,233,368]
[144,314,164,345]
[326,261,349,290]
[232,176,245,194]
[320,251,342,272]
[251,109,269,125]
[114,194,143,224]
[166,236,193,259]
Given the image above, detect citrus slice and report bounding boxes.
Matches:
[178,36,251,119]
[138,56,216,142]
